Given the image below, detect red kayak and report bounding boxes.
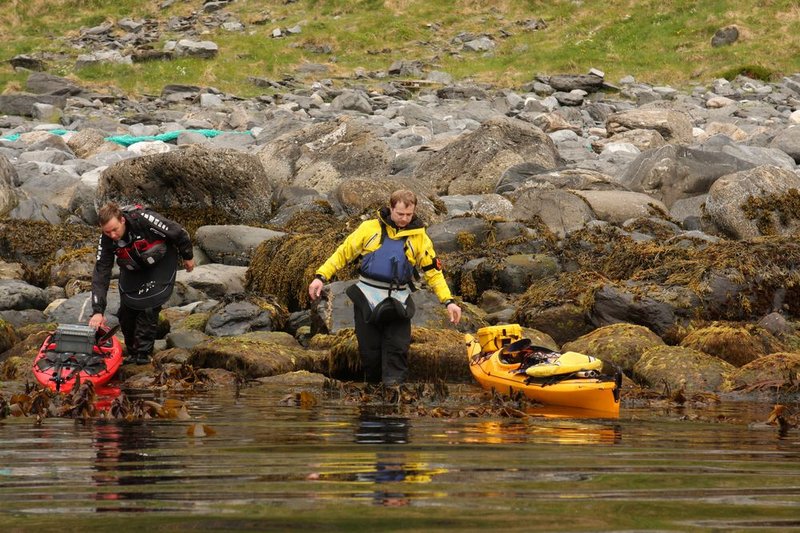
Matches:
[33,324,123,393]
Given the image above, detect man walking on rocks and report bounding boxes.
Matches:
[308,190,461,384]
[89,202,194,364]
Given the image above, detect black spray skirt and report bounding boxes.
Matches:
[118,245,178,310]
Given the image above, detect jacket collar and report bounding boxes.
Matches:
[378,206,424,232]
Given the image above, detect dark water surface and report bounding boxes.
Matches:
[1,385,799,532]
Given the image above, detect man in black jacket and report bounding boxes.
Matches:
[89,202,194,364]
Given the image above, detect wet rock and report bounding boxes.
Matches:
[189,331,325,379]
[633,344,735,393]
[165,329,210,351]
[722,352,800,393]
[589,282,700,339]
[562,323,665,375]
[205,300,279,336]
[153,346,192,365]
[679,322,784,367]
[256,369,329,387]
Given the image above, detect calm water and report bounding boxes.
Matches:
[1,384,799,532]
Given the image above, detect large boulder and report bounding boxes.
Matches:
[606,108,694,144]
[0,93,66,117]
[510,189,595,238]
[572,190,669,224]
[66,128,123,159]
[499,167,625,195]
[331,178,439,221]
[175,264,247,300]
[98,145,273,224]
[188,331,325,379]
[620,138,796,208]
[589,282,701,340]
[0,280,49,311]
[704,165,800,239]
[721,352,800,394]
[256,116,393,196]
[679,322,785,367]
[562,323,665,376]
[411,116,563,195]
[769,125,800,164]
[195,225,286,266]
[633,345,735,394]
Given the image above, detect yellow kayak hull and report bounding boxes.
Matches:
[466,334,620,416]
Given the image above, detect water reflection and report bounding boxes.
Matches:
[2,387,799,529]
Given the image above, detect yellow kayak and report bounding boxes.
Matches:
[466,327,621,416]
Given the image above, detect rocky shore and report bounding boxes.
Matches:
[2,44,800,402]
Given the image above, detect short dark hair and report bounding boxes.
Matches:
[97,202,123,225]
[390,189,417,208]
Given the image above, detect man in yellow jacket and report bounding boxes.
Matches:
[309,190,462,384]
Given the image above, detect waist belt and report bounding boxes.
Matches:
[358,275,409,290]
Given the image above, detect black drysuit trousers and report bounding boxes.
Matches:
[117,303,160,358]
[353,303,411,385]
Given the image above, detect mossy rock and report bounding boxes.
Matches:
[0,220,96,286]
[1,356,27,380]
[721,352,800,394]
[633,344,735,394]
[312,326,471,382]
[14,322,57,340]
[256,370,330,387]
[679,322,785,367]
[177,312,210,332]
[562,323,665,375]
[0,318,17,355]
[408,327,471,382]
[520,327,559,351]
[515,302,594,346]
[513,271,605,344]
[188,331,327,379]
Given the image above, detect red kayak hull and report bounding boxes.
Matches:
[33,331,123,393]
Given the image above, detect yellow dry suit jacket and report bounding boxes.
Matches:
[316,209,454,303]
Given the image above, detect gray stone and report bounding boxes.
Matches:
[0,279,48,310]
[195,225,286,266]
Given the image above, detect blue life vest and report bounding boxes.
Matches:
[359,223,414,285]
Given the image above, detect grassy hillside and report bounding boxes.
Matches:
[1,0,799,98]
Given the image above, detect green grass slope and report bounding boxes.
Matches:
[1,0,799,97]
